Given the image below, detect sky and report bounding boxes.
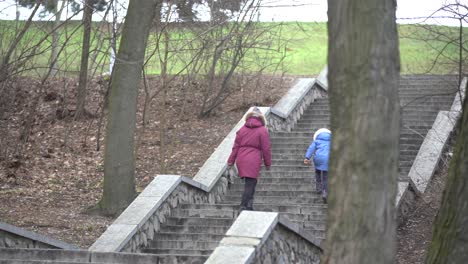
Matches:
[0,0,464,26]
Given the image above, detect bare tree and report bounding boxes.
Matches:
[323,0,400,263]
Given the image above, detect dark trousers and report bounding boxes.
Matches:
[240,177,257,210]
[315,169,328,198]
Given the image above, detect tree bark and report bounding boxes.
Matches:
[100,0,158,215]
[426,96,468,263]
[75,0,93,119]
[323,1,400,263]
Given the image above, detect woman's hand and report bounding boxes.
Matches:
[304,159,310,165]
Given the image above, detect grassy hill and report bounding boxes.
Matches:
[0,20,463,76]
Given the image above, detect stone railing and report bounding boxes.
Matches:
[89,174,232,252]
[0,222,78,250]
[268,68,328,132]
[396,77,467,218]
[205,211,322,264]
[90,68,329,254]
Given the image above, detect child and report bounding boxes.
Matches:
[304,128,331,203]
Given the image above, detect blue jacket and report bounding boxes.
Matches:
[305,132,331,171]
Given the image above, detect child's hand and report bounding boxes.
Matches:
[304,159,310,165]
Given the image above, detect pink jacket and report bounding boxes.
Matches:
[228,117,272,178]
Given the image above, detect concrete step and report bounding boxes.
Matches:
[400,144,423,151]
[299,112,442,122]
[150,239,220,250]
[302,229,326,239]
[401,95,455,100]
[204,203,329,215]
[283,213,327,222]
[0,248,160,264]
[156,232,226,242]
[270,132,315,138]
[159,224,230,234]
[263,165,314,172]
[164,217,234,226]
[401,103,452,109]
[399,137,424,145]
[142,248,212,257]
[271,153,309,160]
[177,203,327,214]
[256,171,314,177]
[293,126,332,132]
[300,110,331,115]
[171,208,238,219]
[271,137,312,144]
[298,114,330,121]
[401,120,437,126]
[229,183,315,192]
[401,102,453,109]
[296,120,330,125]
[400,154,418,161]
[258,176,314,184]
[296,220,327,230]
[399,160,414,167]
[226,190,321,198]
[270,159,311,166]
[270,148,311,155]
[272,142,314,149]
[221,195,326,205]
[401,114,439,120]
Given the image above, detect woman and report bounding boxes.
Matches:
[228,107,272,211]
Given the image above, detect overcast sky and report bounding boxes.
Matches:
[0,0,464,26]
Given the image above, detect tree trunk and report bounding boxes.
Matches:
[50,0,65,77]
[323,1,400,263]
[426,96,468,263]
[75,0,93,119]
[100,0,158,215]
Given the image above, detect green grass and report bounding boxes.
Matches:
[0,20,464,77]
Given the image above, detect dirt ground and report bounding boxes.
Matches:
[0,75,294,248]
[0,75,451,261]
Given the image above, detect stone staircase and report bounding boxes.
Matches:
[139,75,458,262]
[295,75,458,182]
[2,75,458,264]
[141,171,327,262]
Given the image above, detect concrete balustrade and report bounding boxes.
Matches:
[396,77,466,220]
[205,211,322,264]
[89,173,232,253]
[269,77,328,132]
[0,222,78,250]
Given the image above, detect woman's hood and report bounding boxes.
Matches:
[245,110,266,126]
